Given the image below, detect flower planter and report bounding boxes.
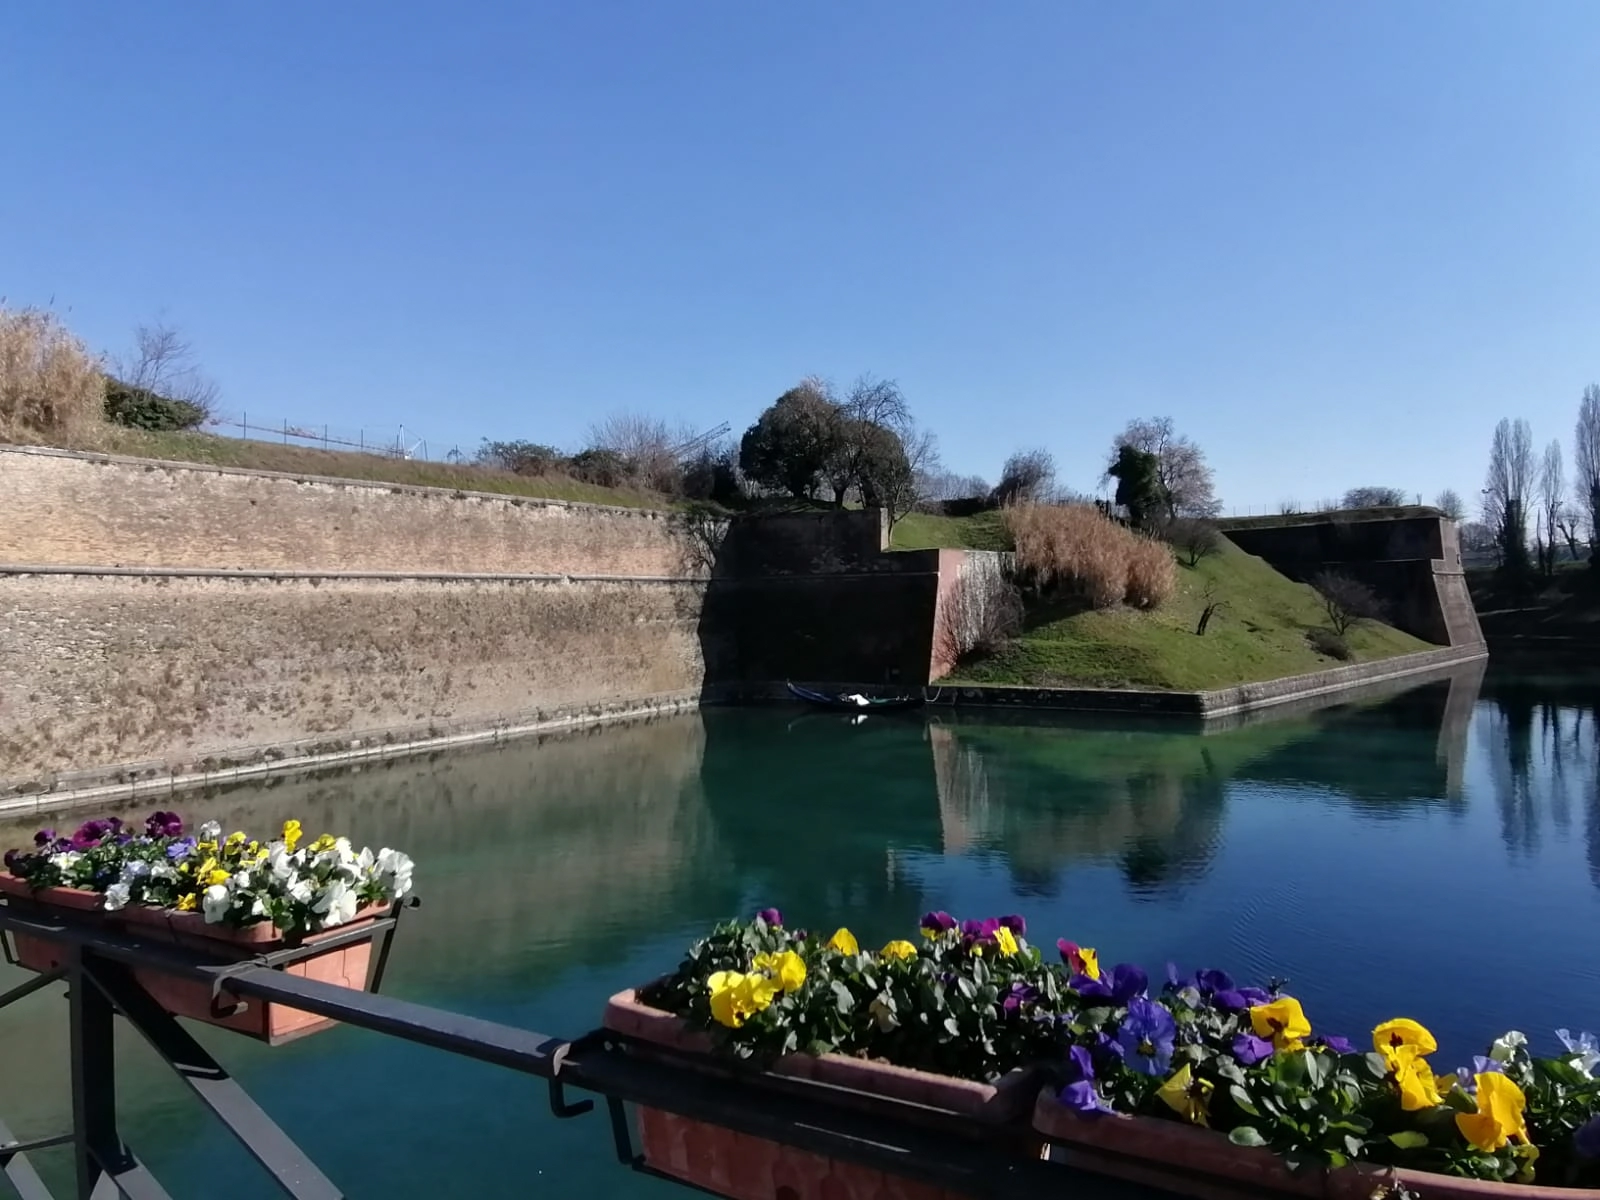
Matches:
[0,875,390,1045]
[1034,1090,1600,1200]
[605,988,1044,1200]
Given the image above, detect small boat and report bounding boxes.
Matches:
[785,683,925,712]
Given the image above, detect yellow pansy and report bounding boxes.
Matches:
[310,833,336,852]
[282,820,302,852]
[205,869,230,887]
[1391,1046,1444,1111]
[881,940,918,962]
[225,831,246,849]
[707,971,747,1028]
[753,950,807,992]
[175,893,198,912]
[1250,997,1312,1051]
[1456,1073,1529,1151]
[1373,1018,1438,1069]
[994,927,1020,956]
[827,928,859,955]
[1156,1063,1213,1127]
[1079,947,1101,981]
[1511,1143,1540,1184]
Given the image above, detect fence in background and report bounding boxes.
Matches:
[206,410,468,465]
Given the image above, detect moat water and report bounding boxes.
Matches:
[1,660,1597,1197]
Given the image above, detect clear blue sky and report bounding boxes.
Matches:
[5,1,1599,512]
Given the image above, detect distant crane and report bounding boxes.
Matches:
[669,422,731,462]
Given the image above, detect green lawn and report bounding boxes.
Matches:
[59,428,669,509]
[954,539,1431,691]
[890,509,1010,550]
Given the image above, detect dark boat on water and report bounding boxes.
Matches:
[785,683,925,712]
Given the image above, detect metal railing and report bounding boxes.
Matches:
[0,902,1163,1200]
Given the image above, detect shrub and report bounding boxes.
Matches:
[568,447,632,488]
[990,448,1056,506]
[1124,538,1177,609]
[1162,517,1221,567]
[103,380,208,431]
[1311,570,1385,635]
[0,306,106,443]
[1003,503,1176,611]
[476,439,565,476]
[1306,628,1352,660]
[935,558,1023,668]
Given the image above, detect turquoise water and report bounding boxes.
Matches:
[0,660,1597,1197]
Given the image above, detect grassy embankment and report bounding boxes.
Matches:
[897,511,1430,691]
[22,426,667,509]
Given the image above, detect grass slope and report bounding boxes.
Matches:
[955,540,1430,691]
[890,510,1010,550]
[34,428,667,509]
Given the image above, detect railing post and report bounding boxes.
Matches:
[69,952,115,1198]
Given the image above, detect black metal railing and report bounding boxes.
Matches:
[0,902,1164,1200]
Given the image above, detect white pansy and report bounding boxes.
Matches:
[356,847,376,875]
[313,879,357,927]
[376,848,415,898]
[121,860,150,881]
[150,863,177,881]
[201,884,232,924]
[288,878,314,905]
[48,852,80,872]
[1556,1029,1600,1077]
[199,820,222,841]
[103,882,131,911]
[1489,1031,1528,1063]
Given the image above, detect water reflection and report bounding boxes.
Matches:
[923,659,1491,895]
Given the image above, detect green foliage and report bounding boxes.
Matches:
[103,379,207,431]
[1306,628,1353,660]
[739,386,843,498]
[1109,445,1167,530]
[567,447,631,488]
[475,439,564,476]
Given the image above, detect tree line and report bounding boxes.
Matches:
[1476,389,1600,575]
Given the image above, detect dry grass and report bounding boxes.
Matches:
[1003,503,1177,611]
[0,306,106,443]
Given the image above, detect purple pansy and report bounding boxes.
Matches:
[33,828,56,848]
[1118,997,1177,1076]
[2,849,19,875]
[1313,1035,1356,1056]
[998,914,1026,937]
[1057,1044,1114,1117]
[1195,969,1235,995]
[145,811,183,838]
[1073,963,1148,1005]
[1232,1033,1275,1065]
[1213,986,1272,1013]
[920,911,957,934]
[1001,982,1038,1016]
[1455,1056,1505,1095]
[756,908,783,928]
[166,837,197,861]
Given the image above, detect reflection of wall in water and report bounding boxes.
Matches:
[928,725,1226,896]
[0,715,722,984]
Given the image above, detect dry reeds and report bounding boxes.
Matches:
[0,306,106,443]
[1003,503,1176,611]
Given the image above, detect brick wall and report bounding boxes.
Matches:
[0,572,704,791]
[0,446,695,576]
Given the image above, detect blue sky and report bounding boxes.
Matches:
[5,1,1598,512]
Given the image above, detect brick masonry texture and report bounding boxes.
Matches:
[0,447,696,576]
[0,573,705,789]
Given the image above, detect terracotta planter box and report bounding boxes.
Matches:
[604,988,1044,1200]
[1034,1089,1600,1200]
[0,875,389,1045]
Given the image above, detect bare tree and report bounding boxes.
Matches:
[1484,417,1534,575]
[1538,440,1565,575]
[1111,417,1220,518]
[1340,485,1407,509]
[1312,571,1385,636]
[587,410,691,493]
[1277,498,1301,515]
[114,320,219,419]
[992,448,1056,505]
[1434,488,1466,522]
[1195,579,1226,636]
[1164,518,1221,567]
[1576,384,1600,557]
